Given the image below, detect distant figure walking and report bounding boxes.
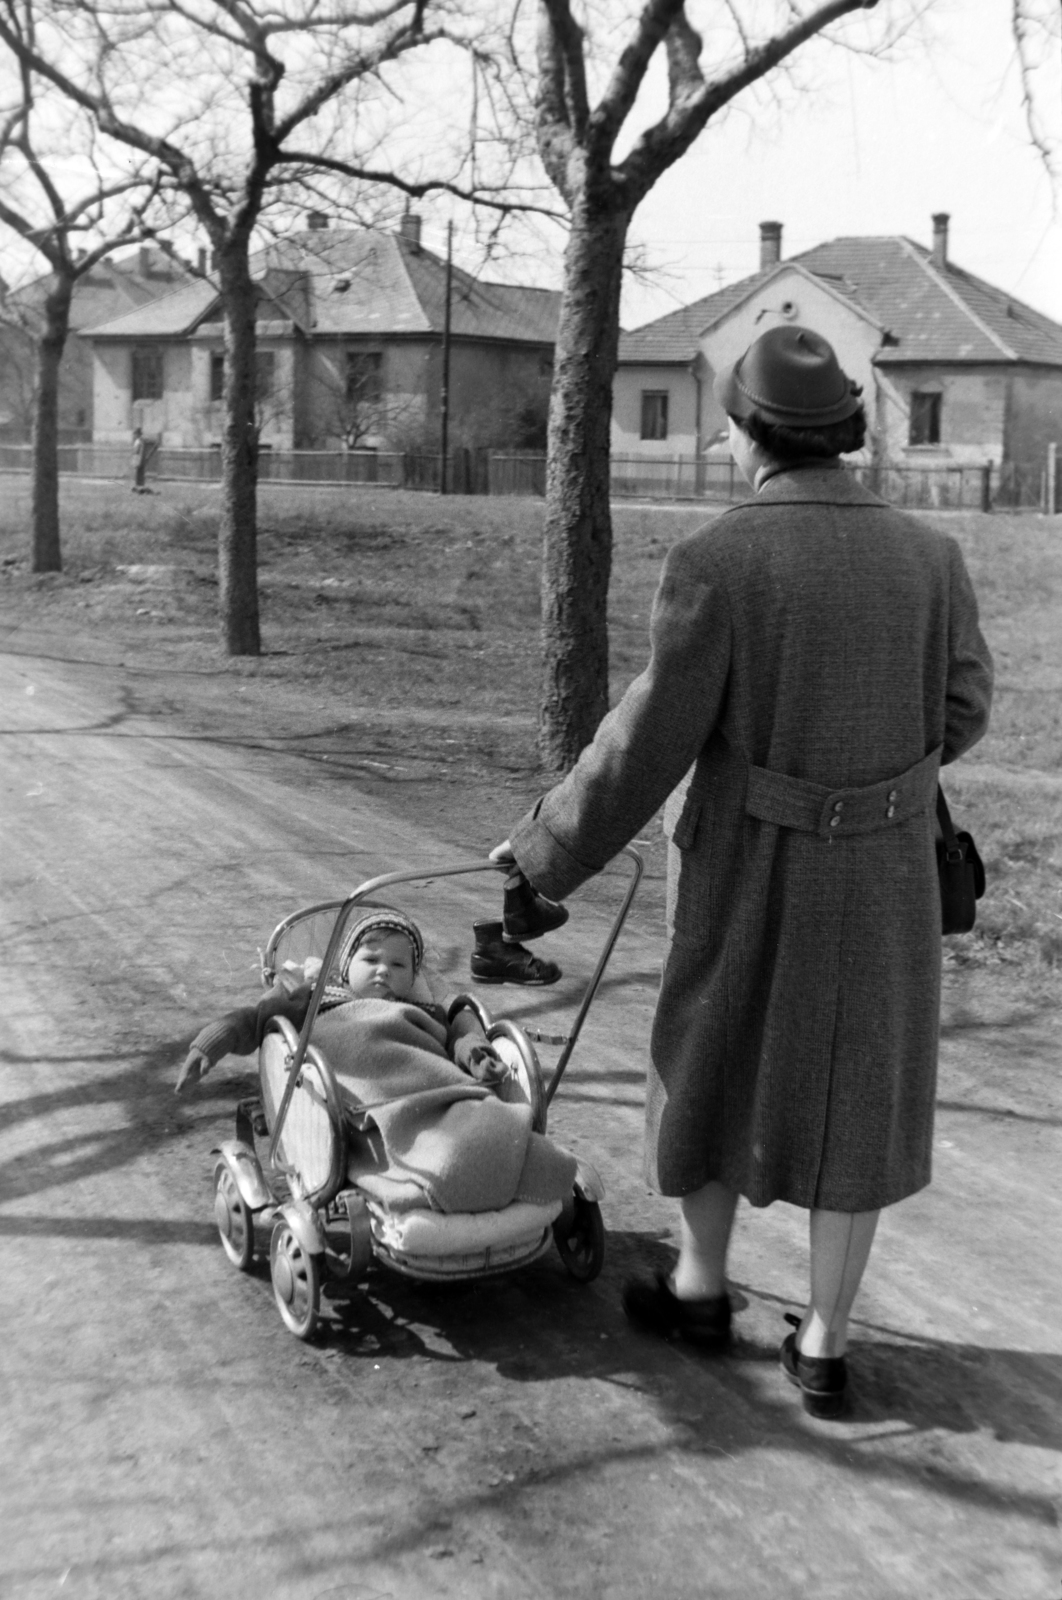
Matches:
[131,427,148,494]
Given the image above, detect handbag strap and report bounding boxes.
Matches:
[936,785,964,861]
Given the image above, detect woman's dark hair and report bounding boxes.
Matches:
[738,402,867,461]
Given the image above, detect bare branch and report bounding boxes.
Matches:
[279,150,564,219]
[589,0,685,158]
[617,0,880,204]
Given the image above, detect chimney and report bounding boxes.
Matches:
[759,220,783,270]
[398,207,422,250]
[307,211,329,231]
[197,247,207,275]
[932,212,950,269]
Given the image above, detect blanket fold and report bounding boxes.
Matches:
[311,998,576,1213]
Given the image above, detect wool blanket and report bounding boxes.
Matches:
[310,998,576,1214]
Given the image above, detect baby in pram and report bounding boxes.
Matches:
[177,906,577,1216]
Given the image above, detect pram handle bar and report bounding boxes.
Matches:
[266,849,643,1168]
[543,845,643,1106]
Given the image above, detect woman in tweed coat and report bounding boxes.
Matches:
[497,325,993,1416]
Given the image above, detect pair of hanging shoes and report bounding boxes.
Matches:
[501,875,569,943]
[470,922,561,985]
[780,1312,848,1418]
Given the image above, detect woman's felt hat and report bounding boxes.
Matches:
[713,325,861,426]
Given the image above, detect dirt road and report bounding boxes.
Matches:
[1,642,1059,1600]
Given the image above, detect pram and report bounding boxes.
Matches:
[210,850,643,1340]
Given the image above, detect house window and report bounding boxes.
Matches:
[131,348,163,401]
[346,351,382,404]
[640,390,669,441]
[909,391,942,446]
[210,352,224,402]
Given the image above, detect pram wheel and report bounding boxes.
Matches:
[486,1019,547,1134]
[270,1221,321,1340]
[554,1192,605,1282]
[214,1165,255,1271]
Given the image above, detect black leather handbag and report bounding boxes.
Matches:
[936,786,985,934]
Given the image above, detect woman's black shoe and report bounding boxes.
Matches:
[471,922,561,985]
[502,876,569,943]
[622,1274,731,1350]
[780,1313,848,1418]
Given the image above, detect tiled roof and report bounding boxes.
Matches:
[792,235,1062,365]
[9,247,194,333]
[618,274,774,363]
[86,275,217,337]
[86,228,560,347]
[619,234,1062,369]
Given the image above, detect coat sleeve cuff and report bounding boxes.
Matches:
[509,804,597,902]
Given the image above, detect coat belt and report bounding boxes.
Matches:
[744,747,942,838]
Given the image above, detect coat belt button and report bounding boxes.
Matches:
[888,789,898,803]
[833,799,844,811]
[886,805,896,819]
[829,815,841,828]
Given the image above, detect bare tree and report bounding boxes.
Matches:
[1010,0,1061,179]
[0,0,475,653]
[0,4,162,571]
[531,0,899,770]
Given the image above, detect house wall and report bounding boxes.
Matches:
[302,338,432,448]
[93,341,190,444]
[0,324,97,442]
[876,366,1008,465]
[301,338,551,451]
[92,333,299,448]
[446,343,553,450]
[1003,369,1062,467]
[611,364,700,457]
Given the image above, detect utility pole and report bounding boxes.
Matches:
[439,220,453,495]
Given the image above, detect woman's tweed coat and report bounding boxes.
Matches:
[511,464,993,1212]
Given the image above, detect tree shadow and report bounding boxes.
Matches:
[0,1037,244,1206]
[299,1224,1061,1558]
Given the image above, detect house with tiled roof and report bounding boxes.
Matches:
[85,213,560,452]
[613,216,1062,473]
[0,245,194,441]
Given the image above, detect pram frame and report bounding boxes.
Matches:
[212,848,642,1339]
[262,846,643,1168]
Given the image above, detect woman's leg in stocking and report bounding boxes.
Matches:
[671,1181,739,1300]
[798,1207,880,1357]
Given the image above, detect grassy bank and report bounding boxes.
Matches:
[1,476,1059,993]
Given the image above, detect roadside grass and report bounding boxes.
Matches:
[1,477,1059,997]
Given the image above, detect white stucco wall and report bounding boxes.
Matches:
[611,364,700,457]
[877,367,1008,466]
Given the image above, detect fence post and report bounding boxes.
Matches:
[980,463,992,514]
[1048,443,1058,514]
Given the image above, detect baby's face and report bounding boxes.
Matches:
[343,931,416,1000]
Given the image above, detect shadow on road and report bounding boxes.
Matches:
[308,1237,1062,1566]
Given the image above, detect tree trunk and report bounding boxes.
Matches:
[217,243,261,655]
[538,200,628,771]
[30,276,73,574]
